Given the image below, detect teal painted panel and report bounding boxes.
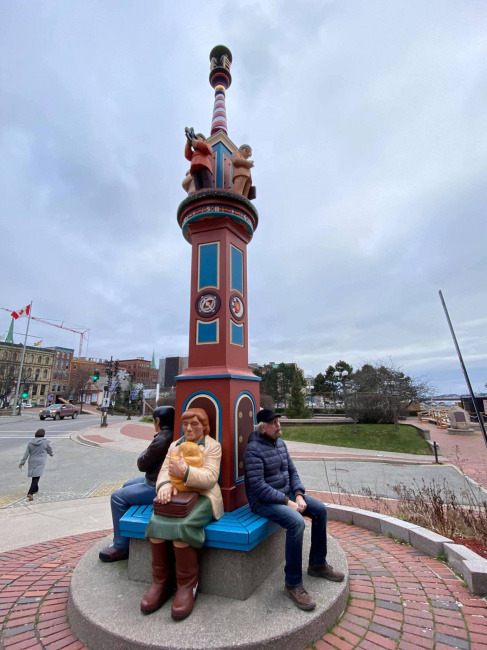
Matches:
[231,321,244,346]
[231,245,243,293]
[198,242,219,289]
[197,320,218,344]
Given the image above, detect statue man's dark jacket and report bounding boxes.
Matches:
[243,430,305,511]
[137,426,173,486]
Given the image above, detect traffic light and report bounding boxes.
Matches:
[93,369,100,382]
[22,388,29,399]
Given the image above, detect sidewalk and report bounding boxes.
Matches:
[75,418,446,464]
[416,419,487,490]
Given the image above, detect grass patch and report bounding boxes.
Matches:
[281,423,432,454]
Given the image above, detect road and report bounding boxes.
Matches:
[1,413,484,509]
[0,411,106,448]
[0,412,138,508]
[296,458,485,503]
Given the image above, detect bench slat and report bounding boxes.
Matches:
[120,502,277,551]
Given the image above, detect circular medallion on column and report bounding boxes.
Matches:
[196,292,221,319]
[229,294,245,321]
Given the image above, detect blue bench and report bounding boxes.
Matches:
[120,503,280,552]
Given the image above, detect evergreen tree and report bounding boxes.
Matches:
[285,371,310,419]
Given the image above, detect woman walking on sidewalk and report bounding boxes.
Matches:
[18,428,54,501]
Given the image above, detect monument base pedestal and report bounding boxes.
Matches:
[447,427,475,435]
[68,524,349,650]
[128,528,285,600]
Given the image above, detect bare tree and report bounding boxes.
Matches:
[348,359,435,425]
[67,367,93,415]
[0,362,16,409]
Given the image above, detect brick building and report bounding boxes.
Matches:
[44,346,74,403]
[68,357,106,405]
[118,358,158,388]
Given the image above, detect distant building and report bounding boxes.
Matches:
[118,357,159,388]
[158,356,188,388]
[44,346,74,403]
[0,341,55,408]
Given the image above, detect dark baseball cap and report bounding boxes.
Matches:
[256,409,281,424]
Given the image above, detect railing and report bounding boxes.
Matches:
[418,409,449,429]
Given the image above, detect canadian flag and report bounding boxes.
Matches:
[11,305,31,320]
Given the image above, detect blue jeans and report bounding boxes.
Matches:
[111,476,156,549]
[254,493,328,588]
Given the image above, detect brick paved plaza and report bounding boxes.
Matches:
[1,520,487,650]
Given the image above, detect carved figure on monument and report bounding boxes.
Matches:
[184,128,214,191]
[232,144,255,198]
[141,408,223,620]
[447,406,474,434]
[182,170,195,194]
[98,406,175,563]
[244,409,345,611]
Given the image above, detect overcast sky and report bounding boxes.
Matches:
[1,1,486,395]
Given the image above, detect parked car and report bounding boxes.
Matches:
[39,404,79,420]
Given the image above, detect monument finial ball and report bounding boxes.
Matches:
[209,44,233,89]
[209,45,233,63]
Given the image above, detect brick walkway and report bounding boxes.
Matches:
[1,526,487,650]
[417,420,487,490]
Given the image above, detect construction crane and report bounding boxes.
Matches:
[1,308,90,356]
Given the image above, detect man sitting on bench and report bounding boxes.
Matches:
[244,409,344,611]
[99,406,175,562]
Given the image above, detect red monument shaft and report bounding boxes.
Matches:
[175,46,259,512]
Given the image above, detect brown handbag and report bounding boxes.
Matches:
[153,491,199,518]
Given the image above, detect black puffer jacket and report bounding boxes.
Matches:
[244,430,305,510]
[137,407,175,486]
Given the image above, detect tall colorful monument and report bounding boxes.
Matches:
[175,45,260,512]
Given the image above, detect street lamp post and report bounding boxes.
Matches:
[385,381,399,431]
[335,369,358,434]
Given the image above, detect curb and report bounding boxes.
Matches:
[326,503,487,595]
[289,455,446,465]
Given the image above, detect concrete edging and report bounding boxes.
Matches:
[326,504,487,595]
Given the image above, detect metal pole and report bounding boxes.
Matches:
[13,302,32,416]
[433,441,439,464]
[438,290,487,447]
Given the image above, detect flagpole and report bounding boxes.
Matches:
[13,302,33,416]
[438,290,487,448]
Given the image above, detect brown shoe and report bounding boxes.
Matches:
[27,494,33,501]
[285,585,316,611]
[308,563,345,582]
[98,545,129,563]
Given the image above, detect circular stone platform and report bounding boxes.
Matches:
[68,526,349,650]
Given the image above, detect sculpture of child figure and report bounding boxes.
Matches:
[232,144,254,198]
